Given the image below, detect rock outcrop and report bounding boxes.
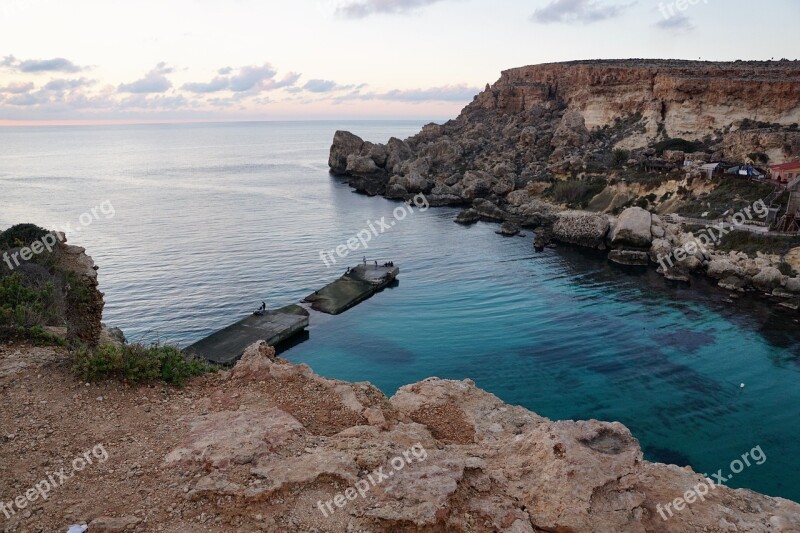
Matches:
[551,211,610,249]
[610,207,653,248]
[330,60,800,202]
[155,342,800,532]
[0,225,106,346]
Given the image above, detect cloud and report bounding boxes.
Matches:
[655,13,694,31]
[43,78,93,92]
[336,0,449,18]
[182,65,300,94]
[1,55,85,73]
[0,81,34,94]
[182,77,230,93]
[303,79,340,93]
[118,63,173,94]
[335,83,479,103]
[531,0,633,24]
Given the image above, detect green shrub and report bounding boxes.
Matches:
[549,178,607,208]
[73,342,215,386]
[612,148,630,166]
[0,223,51,250]
[653,138,705,155]
[0,272,59,333]
[715,231,800,257]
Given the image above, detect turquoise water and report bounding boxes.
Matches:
[1,122,799,501]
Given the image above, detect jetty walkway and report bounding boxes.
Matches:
[184,264,399,364]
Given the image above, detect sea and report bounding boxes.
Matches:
[2,121,799,501]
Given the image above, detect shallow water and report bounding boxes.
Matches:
[2,121,799,501]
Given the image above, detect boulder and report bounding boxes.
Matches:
[706,258,745,280]
[492,176,515,196]
[455,208,480,225]
[719,275,747,292]
[362,141,388,168]
[99,323,126,346]
[506,189,532,206]
[785,277,800,294]
[473,198,507,221]
[89,516,141,532]
[552,211,610,250]
[496,221,521,236]
[610,207,652,248]
[391,172,431,194]
[552,110,590,149]
[608,250,650,266]
[649,238,674,265]
[752,267,784,292]
[784,247,800,275]
[385,181,409,200]
[345,154,385,179]
[461,170,495,201]
[329,130,364,175]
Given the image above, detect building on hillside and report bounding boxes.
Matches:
[770,161,800,184]
[700,162,722,179]
[725,164,765,178]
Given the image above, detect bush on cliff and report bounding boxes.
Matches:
[0,223,51,250]
[653,138,706,155]
[73,342,215,386]
[0,272,64,341]
[549,178,606,208]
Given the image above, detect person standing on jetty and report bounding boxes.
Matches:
[363,256,366,265]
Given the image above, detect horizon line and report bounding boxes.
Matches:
[0,117,452,128]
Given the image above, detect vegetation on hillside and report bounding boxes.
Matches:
[73,342,216,386]
[548,177,607,208]
[679,178,774,218]
[714,231,800,257]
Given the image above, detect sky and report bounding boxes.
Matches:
[1,0,799,125]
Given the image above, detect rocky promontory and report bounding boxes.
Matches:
[329,59,800,299]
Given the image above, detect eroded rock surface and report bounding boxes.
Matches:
[156,342,800,532]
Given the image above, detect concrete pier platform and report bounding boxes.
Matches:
[184,304,309,365]
[304,264,399,315]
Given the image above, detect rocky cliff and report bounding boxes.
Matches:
[329,60,800,204]
[328,59,800,298]
[472,60,800,142]
[2,340,799,532]
[0,224,105,346]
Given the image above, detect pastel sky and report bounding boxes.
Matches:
[1,0,799,125]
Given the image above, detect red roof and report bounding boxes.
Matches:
[770,161,800,171]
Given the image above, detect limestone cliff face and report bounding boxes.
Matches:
[329,60,800,206]
[471,59,800,145]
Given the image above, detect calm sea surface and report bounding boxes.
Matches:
[2,121,799,501]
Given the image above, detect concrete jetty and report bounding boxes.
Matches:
[184,304,309,365]
[185,264,398,364]
[304,264,399,315]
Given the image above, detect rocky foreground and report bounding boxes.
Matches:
[1,341,799,532]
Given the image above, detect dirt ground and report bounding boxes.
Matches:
[0,342,315,532]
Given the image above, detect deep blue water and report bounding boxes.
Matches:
[2,121,800,501]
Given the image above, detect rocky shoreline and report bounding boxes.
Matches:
[328,59,800,305]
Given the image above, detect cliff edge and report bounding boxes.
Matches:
[1,340,798,532]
